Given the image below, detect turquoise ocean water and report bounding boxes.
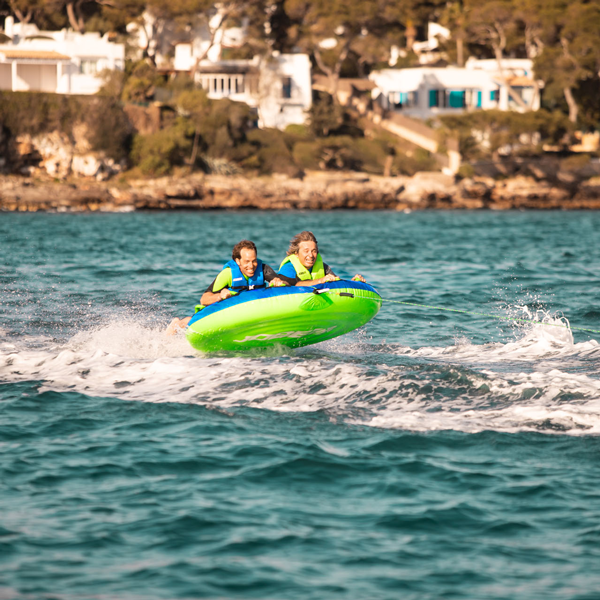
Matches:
[1,211,600,599]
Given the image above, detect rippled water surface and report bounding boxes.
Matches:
[2,210,600,599]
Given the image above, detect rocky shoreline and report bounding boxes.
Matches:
[2,170,600,212]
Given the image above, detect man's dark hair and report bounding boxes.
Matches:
[287,231,318,256]
[232,240,257,260]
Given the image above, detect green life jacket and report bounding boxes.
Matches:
[280,253,325,281]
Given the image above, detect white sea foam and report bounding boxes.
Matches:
[1,317,600,436]
[398,316,600,363]
[69,320,192,359]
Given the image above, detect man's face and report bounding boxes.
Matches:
[297,241,318,269]
[236,248,258,277]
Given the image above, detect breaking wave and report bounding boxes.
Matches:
[2,312,600,436]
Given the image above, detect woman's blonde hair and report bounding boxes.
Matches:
[287,231,318,256]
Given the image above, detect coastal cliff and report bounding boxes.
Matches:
[2,171,600,212]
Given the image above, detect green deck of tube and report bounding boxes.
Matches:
[186,286,381,353]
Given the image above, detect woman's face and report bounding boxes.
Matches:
[297,240,318,269]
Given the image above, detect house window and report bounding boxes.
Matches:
[282,77,292,99]
[429,89,440,107]
[80,59,98,75]
[490,89,499,102]
[447,90,465,108]
[235,77,244,94]
[390,91,418,109]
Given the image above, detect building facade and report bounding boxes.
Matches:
[370,59,540,119]
[174,50,312,130]
[0,16,124,94]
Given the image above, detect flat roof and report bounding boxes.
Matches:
[370,67,497,90]
[0,48,70,60]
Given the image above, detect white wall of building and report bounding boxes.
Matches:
[0,63,12,89]
[177,52,312,130]
[174,43,194,72]
[0,16,124,94]
[15,63,57,92]
[465,58,540,111]
[258,54,312,129]
[370,65,538,119]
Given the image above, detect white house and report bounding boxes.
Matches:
[0,16,124,94]
[466,57,540,111]
[174,50,312,130]
[370,59,540,119]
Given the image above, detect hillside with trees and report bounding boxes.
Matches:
[1,0,599,178]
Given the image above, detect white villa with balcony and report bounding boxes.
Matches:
[0,16,124,94]
[174,48,312,130]
[370,58,540,119]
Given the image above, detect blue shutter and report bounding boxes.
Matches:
[477,90,482,108]
[448,91,465,108]
[429,89,438,107]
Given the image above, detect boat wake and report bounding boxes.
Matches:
[1,315,600,436]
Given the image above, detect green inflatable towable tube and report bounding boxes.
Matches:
[186,280,381,353]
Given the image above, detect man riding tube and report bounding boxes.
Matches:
[278,231,366,286]
[166,239,294,335]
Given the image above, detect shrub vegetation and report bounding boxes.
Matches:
[437,110,572,161]
[0,91,131,161]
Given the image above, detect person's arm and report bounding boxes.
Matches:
[201,287,232,306]
[200,269,233,306]
[294,274,337,286]
[263,264,293,287]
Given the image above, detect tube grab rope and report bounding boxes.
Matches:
[327,291,600,336]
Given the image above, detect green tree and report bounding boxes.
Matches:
[98,0,145,33]
[554,1,600,124]
[175,87,210,166]
[465,0,530,110]
[440,1,468,66]
[189,0,259,77]
[529,0,600,124]
[37,0,102,33]
[284,0,404,102]
[121,59,161,102]
[4,0,67,28]
[6,0,41,23]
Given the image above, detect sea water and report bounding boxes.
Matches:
[1,211,600,599]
